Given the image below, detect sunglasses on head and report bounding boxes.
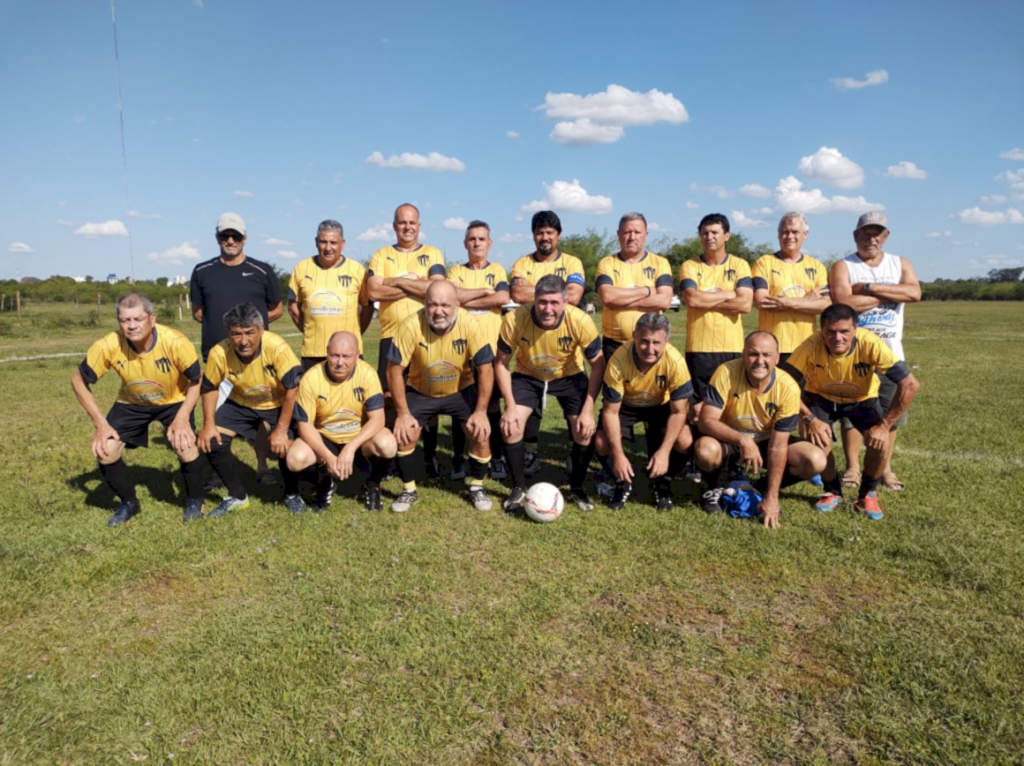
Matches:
[219,231,244,242]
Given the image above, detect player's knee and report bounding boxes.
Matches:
[174,443,199,463]
[286,441,315,472]
[675,428,693,452]
[96,442,125,465]
[594,431,610,456]
[374,428,398,459]
[693,437,720,471]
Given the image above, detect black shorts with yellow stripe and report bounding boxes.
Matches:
[511,372,588,421]
[106,402,195,449]
[215,398,296,442]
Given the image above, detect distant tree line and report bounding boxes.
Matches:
[920,268,1024,301]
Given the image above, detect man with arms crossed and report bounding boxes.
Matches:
[71,293,205,526]
[696,331,827,528]
[287,331,397,512]
[783,303,920,520]
[448,220,511,481]
[198,303,305,516]
[595,312,693,512]
[287,219,373,369]
[829,212,921,492]
[496,275,605,512]
[387,281,496,513]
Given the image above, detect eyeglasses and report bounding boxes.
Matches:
[219,231,244,242]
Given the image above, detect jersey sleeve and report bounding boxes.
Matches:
[679,259,698,292]
[773,376,801,432]
[389,316,417,367]
[468,320,495,366]
[293,374,317,424]
[509,256,529,284]
[265,267,282,305]
[655,255,674,289]
[751,256,771,291]
[79,335,114,385]
[428,249,446,278]
[362,366,385,411]
[201,344,228,392]
[170,332,201,383]
[669,356,693,401]
[367,248,385,279]
[497,310,518,355]
[867,334,900,374]
[702,364,730,409]
[734,258,754,290]
[287,266,300,304]
[601,354,625,403]
[494,265,510,294]
[594,257,614,289]
[575,313,601,360]
[783,337,814,383]
[565,254,586,287]
[274,340,303,389]
[189,267,204,310]
[356,265,370,306]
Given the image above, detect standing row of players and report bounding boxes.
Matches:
[72,206,920,527]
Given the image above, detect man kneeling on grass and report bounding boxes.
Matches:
[696,331,827,529]
[781,303,920,520]
[286,331,397,512]
[71,293,205,526]
[198,303,305,516]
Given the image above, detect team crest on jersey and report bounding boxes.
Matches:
[353,386,364,402]
[854,362,872,377]
[555,267,567,278]
[452,338,468,354]
[725,268,737,282]
[656,374,668,389]
[263,364,277,378]
[805,267,817,281]
[154,357,172,373]
[765,402,778,418]
[417,254,430,267]
[339,274,353,288]
[557,336,572,352]
[486,273,495,287]
[643,266,656,281]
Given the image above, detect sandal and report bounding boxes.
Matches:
[881,471,905,491]
[841,468,861,488]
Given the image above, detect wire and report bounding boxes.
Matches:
[109,0,136,281]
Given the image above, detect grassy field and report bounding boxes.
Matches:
[1,300,1023,764]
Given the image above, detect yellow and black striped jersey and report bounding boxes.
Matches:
[447,261,509,346]
[287,256,368,357]
[603,341,692,408]
[388,309,495,397]
[510,251,586,294]
[703,360,800,442]
[294,359,384,445]
[367,244,446,339]
[785,328,907,404]
[595,251,674,342]
[498,304,601,381]
[751,253,828,353]
[679,254,753,353]
[202,331,303,411]
[79,324,200,405]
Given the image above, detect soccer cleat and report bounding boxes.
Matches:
[569,487,594,512]
[425,457,442,481]
[284,494,308,514]
[854,491,885,521]
[208,495,249,518]
[313,482,335,512]
[107,499,141,527]
[523,451,541,476]
[653,479,674,512]
[701,487,725,515]
[363,483,383,512]
[183,498,204,523]
[391,489,419,513]
[467,486,493,512]
[504,486,527,513]
[203,473,224,491]
[256,470,279,487]
[814,493,843,513]
[608,482,632,510]
[490,458,508,481]
[451,456,467,481]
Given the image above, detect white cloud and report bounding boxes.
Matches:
[730,210,769,228]
[443,217,468,231]
[981,195,1008,205]
[521,179,612,215]
[550,119,624,146]
[366,150,465,172]
[233,189,254,198]
[924,231,953,238]
[500,233,525,243]
[147,241,201,266]
[540,84,688,145]
[8,242,33,253]
[648,222,666,232]
[774,176,884,215]
[830,69,889,90]
[689,183,731,199]
[739,183,771,198]
[275,250,300,259]
[74,220,128,238]
[884,161,928,180]
[995,168,1024,183]
[356,224,393,242]
[1000,148,1024,161]
[968,255,1022,270]
[264,237,293,246]
[798,147,865,189]
[57,219,73,226]
[956,207,1024,226]
[513,214,524,222]
[193,0,203,7]
[685,201,700,210]
[127,210,163,219]
[506,130,520,139]
[751,206,775,216]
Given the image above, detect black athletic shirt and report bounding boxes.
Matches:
[189,256,282,359]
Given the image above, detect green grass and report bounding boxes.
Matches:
[1,301,1023,764]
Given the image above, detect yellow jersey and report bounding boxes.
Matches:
[510,251,586,295]
[704,359,801,443]
[203,331,303,411]
[595,251,674,342]
[294,359,384,445]
[679,254,753,353]
[785,328,903,403]
[603,341,692,408]
[751,253,828,353]
[389,309,495,397]
[367,244,446,339]
[498,304,601,381]
[447,261,509,345]
[287,255,368,357]
[80,324,200,406]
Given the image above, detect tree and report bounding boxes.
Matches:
[987,267,1024,283]
[559,229,616,295]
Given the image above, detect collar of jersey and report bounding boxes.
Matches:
[773,251,805,264]
[530,251,562,263]
[315,255,346,269]
[699,253,730,267]
[324,360,357,383]
[744,366,776,393]
[824,334,859,358]
[126,328,158,356]
[617,251,649,264]
[529,306,565,330]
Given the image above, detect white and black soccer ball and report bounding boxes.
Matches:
[523,482,564,523]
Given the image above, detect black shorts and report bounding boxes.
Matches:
[778,352,791,368]
[806,393,884,433]
[602,337,623,361]
[106,401,195,449]
[840,373,908,430]
[378,338,395,391]
[686,352,741,401]
[302,356,325,372]
[719,439,771,470]
[215,398,296,441]
[405,387,477,429]
[602,403,670,443]
[512,372,588,420]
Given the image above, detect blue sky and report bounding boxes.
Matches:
[2,0,1022,282]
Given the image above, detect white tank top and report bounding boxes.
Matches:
[842,251,905,360]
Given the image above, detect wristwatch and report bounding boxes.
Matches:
[802,414,816,426]
[863,283,873,296]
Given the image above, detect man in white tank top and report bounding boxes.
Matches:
[829,212,921,491]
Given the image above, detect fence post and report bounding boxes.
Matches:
[97,292,102,321]
[17,291,22,318]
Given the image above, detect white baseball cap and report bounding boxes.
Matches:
[216,212,247,235]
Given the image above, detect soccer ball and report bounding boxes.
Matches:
[524,482,564,523]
